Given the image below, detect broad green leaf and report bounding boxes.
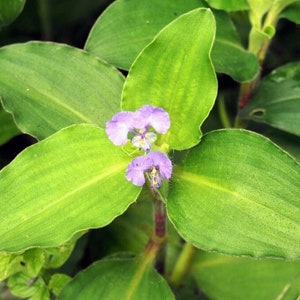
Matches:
[122,8,217,150]
[167,129,300,259]
[58,258,174,300]
[281,2,300,23]
[212,10,259,82]
[0,104,20,145]
[0,124,141,252]
[205,0,249,11]
[239,62,300,136]
[0,42,124,140]
[84,0,206,70]
[192,252,300,300]
[0,0,25,28]
[85,0,257,82]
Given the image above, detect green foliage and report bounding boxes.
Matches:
[0,105,20,145]
[58,258,174,300]
[0,125,141,252]
[204,0,249,11]
[239,62,300,136]
[0,0,299,299]
[0,42,124,140]
[85,0,206,70]
[212,10,258,81]
[168,129,300,259]
[0,0,25,28]
[192,251,300,300]
[122,9,217,150]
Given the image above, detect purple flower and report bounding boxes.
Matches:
[106,105,170,151]
[126,151,172,188]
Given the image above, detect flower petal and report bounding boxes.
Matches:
[147,151,173,179]
[135,105,170,133]
[105,111,134,145]
[126,155,152,186]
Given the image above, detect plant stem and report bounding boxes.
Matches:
[218,97,231,128]
[152,194,167,274]
[38,0,52,40]
[169,242,196,287]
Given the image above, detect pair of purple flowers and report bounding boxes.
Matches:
[106,105,172,188]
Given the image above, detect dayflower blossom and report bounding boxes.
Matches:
[126,151,172,188]
[106,105,170,152]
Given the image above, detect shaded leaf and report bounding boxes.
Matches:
[122,8,217,150]
[0,0,25,28]
[58,258,174,300]
[85,0,257,82]
[239,62,300,136]
[204,0,249,11]
[281,2,300,24]
[0,42,124,140]
[167,129,300,259]
[48,273,71,297]
[0,104,20,145]
[0,124,141,252]
[192,251,300,300]
[212,10,259,82]
[85,0,205,70]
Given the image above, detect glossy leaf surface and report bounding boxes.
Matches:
[0,42,124,140]
[58,258,174,300]
[167,129,300,259]
[192,252,300,300]
[239,62,300,136]
[0,0,25,28]
[0,124,141,252]
[122,8,217,150]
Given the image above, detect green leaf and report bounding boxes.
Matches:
[0,124,141,252]
[8,273,50,300]
[84,0,206,70]
[248,0,273,26]
[266,129,300,162]
[48,273,71,297]
[0,0,25,28]
[192,252,300,300]
[58,258,174,300]
[167,129,300,259]
[85,1,256,82]
[281,2,300,23]
[23,248,45,277]
[0,252,24,281]
[204,0,249,11]
[239,62,300,136]
[0,103,20,145]
[122,8,217,150]
[212,10,259,82]
[0,42,124,140]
